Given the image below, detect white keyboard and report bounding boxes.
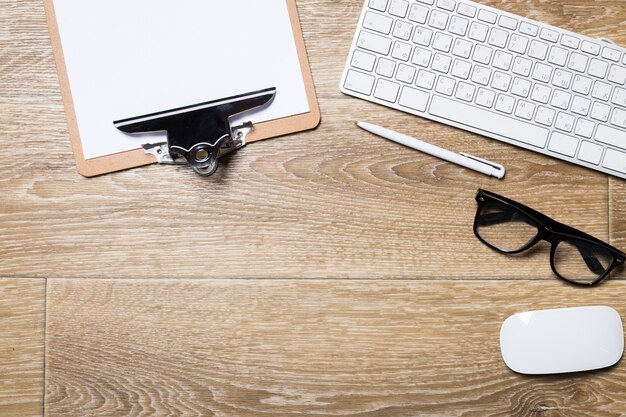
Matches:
[340,0,626,179]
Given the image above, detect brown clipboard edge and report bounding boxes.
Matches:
[43,0,320,178]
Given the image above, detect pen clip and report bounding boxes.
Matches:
[459,152,506,179]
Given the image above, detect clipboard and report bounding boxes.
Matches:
[44,0,320,177]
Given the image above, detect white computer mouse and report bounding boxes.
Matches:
[500,306,624,375]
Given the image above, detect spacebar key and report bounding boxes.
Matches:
[429,96,550,148]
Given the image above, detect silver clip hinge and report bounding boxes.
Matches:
[141,121,254,175]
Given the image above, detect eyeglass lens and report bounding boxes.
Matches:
[553,239,614,284]
[475,200,539,252]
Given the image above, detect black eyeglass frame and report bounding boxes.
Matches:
[474,189,625,286]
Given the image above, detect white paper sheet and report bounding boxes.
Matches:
[53,0,310,160]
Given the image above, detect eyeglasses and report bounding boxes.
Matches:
[473,189,625,286]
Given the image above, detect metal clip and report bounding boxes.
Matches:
[114,87,276,176]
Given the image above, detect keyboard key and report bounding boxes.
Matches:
[495,94,515,114]
[512,56,532,77]
[429,10,450,30]
[571,96,591,116]
[588,58,609,79]
[344,70,376,95]
[592,81,612,101]
[432,53,452,73]
[488,28,509,48]
[472,44,493,65]
[392,41,413,61]
[499,15,518,31]
[511,77,531,97]
[493,51,513,71]
[590,102,611,122]
[578,141,604,165]
[412,47,433,67]
[457,3,477,18]
[452,38,473,59]
[396,63,417,83]
[468,21,489,42]
[552,69,573,89]
[603,148,626,173]
[611,108,626,128]
[572,75,592,95]
[540,28,559,43]
[519,22,539,37]
[389,0,410,17]
[369,0,389,12]
[374,78,401,102]
[551,90,572,110]
[399,86,430,111]
[491,71,512,91]
[574,119,594,138]
[455,81,476,101]
[581,41,601,56]
[393,20,414,40]
[548,132,579,157]
[528,40,549,60]
[432,32,453,52]
[412,27,434,46]
[437,0,456,12]
[471,66,492,86]
[532,62,553,83]
[451,59,472,79]
[548,46,568,66]
[568,52,588,73]
[449,16,470,36]
[408,4,429,24]
[560,35,580,50]
[531,84,552,104]
[508,34,529,55]
[376,58,396,77]
[535,106,556,126]
[477,9,497,24]
[612,87,626,107]
[515,100,536,120]
[416,69,436,89]
[358,31,393,55]
[602,47,621,62]
[555,112,575,132]
[435,75,456,95]
[429,95,550,148]
[596,125,626,150]
[475,88,496,108]
[351,50,377,72]
[363,12,394,34]
[608,65,626,85]
[418,0,434,4]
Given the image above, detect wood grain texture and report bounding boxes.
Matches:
[610,178,626,249]
[46,279,626,417]
[0,280,45,417]
[0,0,624,279]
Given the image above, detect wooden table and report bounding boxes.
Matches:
[1,0,625,415]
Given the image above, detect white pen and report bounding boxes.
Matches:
[356,121,506,180]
